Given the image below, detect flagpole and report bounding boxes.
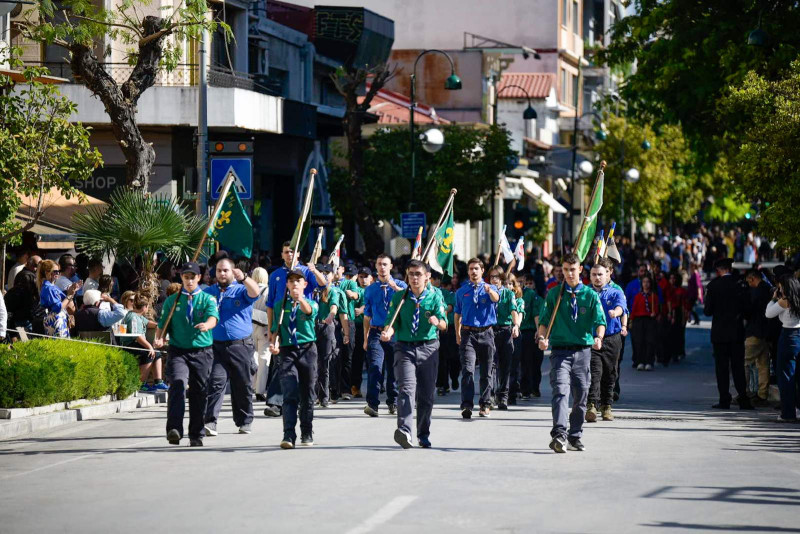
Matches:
[273,168,317,350]
[156,173,236,343]
[505,258,516,276]
[544,161,606,340]
[384,188,457,332]
[309,226,324,266]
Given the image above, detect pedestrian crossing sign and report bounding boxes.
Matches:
[210,158,252,200]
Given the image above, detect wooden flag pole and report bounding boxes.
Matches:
[384,188,457,332]
[505,258,516,276]
[492,241,503,268]
[157,173,236,343]
[272,168,317,350]
[544,161,606,340]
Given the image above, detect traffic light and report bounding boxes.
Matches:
[506,205,536,239]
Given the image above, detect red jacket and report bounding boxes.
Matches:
[631,291,660,319]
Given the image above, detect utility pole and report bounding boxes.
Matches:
[195,29,209,216]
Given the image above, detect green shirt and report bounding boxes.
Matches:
[496,286,521,326]
[271,297,319,346]
[157,291,219,349]
[539,284,606,347]
[337,278,358,321]
[440,287,456,326]
[521,287,543,331]
[387,287,447,343]
[121,311,149,347]
[316,286,345,321]
[353,284,366,325]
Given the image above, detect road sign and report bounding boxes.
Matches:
[310,214,336,228]
[401,212,427,238]
[210,158,252,200]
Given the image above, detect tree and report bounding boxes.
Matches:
[330,63,397,255]
[17,0,229,190]
[717,60,800,250]
[328,124,515,253]
[600,0,800,162]
[0,54,102,246]
[72,188,207,300]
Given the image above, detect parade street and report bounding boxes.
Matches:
[1,323,798,534]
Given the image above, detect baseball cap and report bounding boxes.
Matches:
[287,268,306,280]
[180,261,201,275]
[358,267,372,277]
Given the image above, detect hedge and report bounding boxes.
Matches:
[0,339,140,408]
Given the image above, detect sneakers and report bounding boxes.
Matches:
[204,422,218,437]
[418,437,432,448]
[319,401,329,409]
[280,436,295,449]
[461,408,472,420]
[263,405,281,417]
[508,397,518,406]
[189,438,203,447]
[437,387,446,396]
[340,393,352,401]
[567,438,585,451]
[601,405,614,421]
[167,429,181,445]
[394,428,413,449]
[300,433,314,446]
[644,364,653,371]
[636,364,645,371]
[521,394,531,400]
[585,403,598,423]
[388,404,397,415]
[497,403,508,411]
[532,390,541,398]
[140,382,155,392]
[364,405,379,417]
[238,424,252,434]
[153,381,169,391]
[549,436,566,453]
[479,406,491,417]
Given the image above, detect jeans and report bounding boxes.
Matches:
[589,333,622,407]
[459,329,495,410]
[394,340,439,441]
[777,328,800,420]
[550,347,591,440]
[205,339,256,427]
[166,346,213,439]
[279,342,318,442]
[366,329,397,410]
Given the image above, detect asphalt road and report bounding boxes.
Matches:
[1,322,799,534]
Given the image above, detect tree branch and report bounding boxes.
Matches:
[70,14,144,37]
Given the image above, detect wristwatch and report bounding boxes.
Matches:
[238,274,249,283]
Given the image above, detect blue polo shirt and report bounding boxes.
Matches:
[363,278,407,327]
[204,282,258,341]
[454,281,497,327]
[266,265,318,310]
[595,284,627,336]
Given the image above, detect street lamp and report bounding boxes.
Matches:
[409,49,462,210]
[568,109,605,240]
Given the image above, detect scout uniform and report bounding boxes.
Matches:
[436,285,459,395]
[349,268,369,397]
[203,279,258,434]
[454,280,497,417]
[314,270,345,407]
[539,282,606,451]
[333,268,358,400]
[362,277,407,415]
[158,270,219,444]
[271,273,320,448]
[587,284,627,420]
[520,286,544,398]
[493,285,521,408]
[387,286,448,448]
[509,291,526,404]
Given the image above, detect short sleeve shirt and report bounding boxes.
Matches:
[363,279,407,327]
[353,285,366,325]
[121,311,149,347]
[266,265,318,310]
[387,288,447,342]
[157,291,219,349]
[495,286,521,326]
[454,281,497,327]
[596,285,626,336]
[336,278,358,321]
[521,287,544,330]
[204,282,258,341]
[538,283,606,347]
[271,297,319,346]
[315,286,345,321]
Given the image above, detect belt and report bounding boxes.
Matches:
[369,326,385,331]
[397,339,437,346]
[213,338,252,347]
[552,344,591,351]
[462,325,492,332]
[283,341,314,350]
[493,325,513,331]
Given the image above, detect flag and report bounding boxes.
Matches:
[595,230,606,260]
[329,234,344,271]
[513,237,526,271]
[309,227,324,265]
[605,238,622,263]
[426,203,455,276]
[289,176,315,251]
[208,185,252,258]
[499,225,514,264]
[574,173,604,262]
[412,226,423,260]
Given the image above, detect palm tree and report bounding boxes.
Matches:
[73,188,207,301]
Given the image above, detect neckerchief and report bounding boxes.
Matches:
[182,288,201,322]
[564,282,584,322]
[409,288,428,336]
[643,291,652,314]
[472,282,482,305]
[381,282,392,312]
[288,299,299,345]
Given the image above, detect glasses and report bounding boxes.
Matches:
[407,271,425,277]
[51,270,61,275]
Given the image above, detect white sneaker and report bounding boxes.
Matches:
[644,364,653,371]
[637,363,645,371]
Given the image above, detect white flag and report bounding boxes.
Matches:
[499,226,514,264]
[328,234,344,271]
[513,237,525,271]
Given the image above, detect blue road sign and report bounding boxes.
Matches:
[210,158,252,200]
[401,212,427,239]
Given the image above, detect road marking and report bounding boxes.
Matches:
[0,437,162,480]
[344,495,418,534]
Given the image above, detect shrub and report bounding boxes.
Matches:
[0,339,140,408]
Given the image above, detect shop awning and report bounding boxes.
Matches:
[505,177,568,214]
[15,190,107,250]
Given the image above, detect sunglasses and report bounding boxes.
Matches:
[52,270,61,275]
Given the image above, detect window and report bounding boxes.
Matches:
[561,69,567,102]
[562,0,569,27]
[573,0,579,33]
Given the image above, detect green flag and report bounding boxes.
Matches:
[427,203,455,276]
[574,174,604,263]
[208,186,253,258]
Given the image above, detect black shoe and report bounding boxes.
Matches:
[280,436,295,449]
[300,433,314,446]
[612,392,620,402]
[388,404,397,415]
[549,436,566,453]
[532,390,541,398]
[364,405,379,417]
[189,438,203,447]
[521,394,531,400]
[255,394,267,402]
[498,403,508,411]
[437,387,446,396]
[567,439,585,451]
[739,400,755,410]
[167,429,181,445]
[508,397,517,406]
[263,405,281,417]
[319,401,329,408]
[394,428,413,449]
[452,379,459,391]
[418,437,432,448]
[461,408,472,420]
[712,403,731,410]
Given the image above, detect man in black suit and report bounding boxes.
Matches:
[703,258,754,410]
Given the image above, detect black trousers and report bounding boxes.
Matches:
[713,341,748,405]
[509,335,523,399]
[350,321,366,391]
[436,326,460,389]
[205,339,256,427]
[459,329,495,410]
[589,333,622,407]
[631,317,657,365]
[315,322,337,404]
[166,346,213,439]
[279,342,318,442]
[520,329,544,395]
[614,333,626,396]
[493,326,514,404]
[336,320,355,397]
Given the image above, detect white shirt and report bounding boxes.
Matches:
[83,277,99,292]
[6,264,25,290]
[765,300,800,329]
[0,292,7,338]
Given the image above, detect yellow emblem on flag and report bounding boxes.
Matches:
[440,227,453,254]
[215,210,232,230]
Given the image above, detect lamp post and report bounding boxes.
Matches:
[409,49,462,211]
[490,82,537,247]
[568,109,604,241]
